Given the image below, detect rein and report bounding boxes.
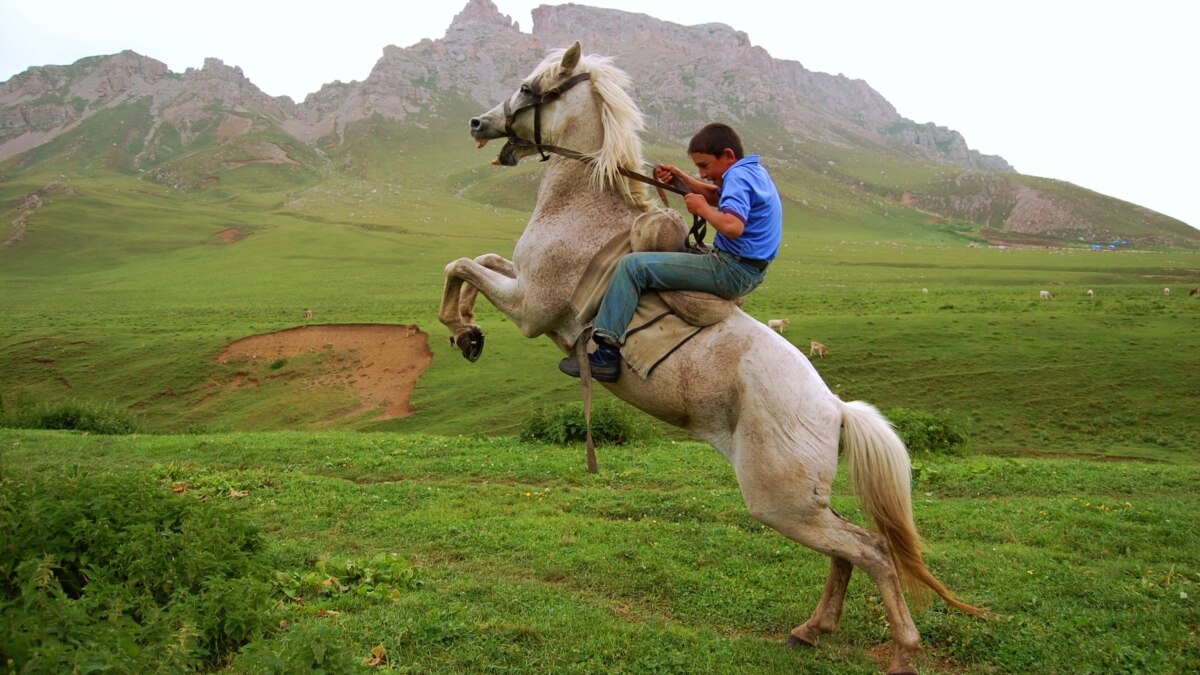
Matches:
[524,142,710,250]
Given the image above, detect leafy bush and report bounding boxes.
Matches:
[0,470,276,671]
[0,398,140,434]
[521,399,651,445]
[885,406,970,456]
[274,553,417,603]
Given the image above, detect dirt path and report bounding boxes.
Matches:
[215,323,432,420]
[4,183,74,248]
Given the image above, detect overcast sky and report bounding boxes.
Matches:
[2,0,1196,229]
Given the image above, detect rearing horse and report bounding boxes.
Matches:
[440,42,984,674]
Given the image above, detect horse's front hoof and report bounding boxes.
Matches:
[454,326,485,362]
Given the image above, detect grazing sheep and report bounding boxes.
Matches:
[1164,288,1171,297]
[809,341,829,358]
[1040,290,1053,300]
[1190,287,1199,297]
[922,288,929,294]
[1087,289,1094,298]
[767,318,790,334]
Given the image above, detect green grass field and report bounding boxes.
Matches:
[2,430,1196,673]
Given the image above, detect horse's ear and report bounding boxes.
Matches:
[560,41,582,73]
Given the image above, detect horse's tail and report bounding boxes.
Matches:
[840,399,989,618]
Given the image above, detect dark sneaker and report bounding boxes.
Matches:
[558,345,620,382]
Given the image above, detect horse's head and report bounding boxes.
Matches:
[471,41,587,167]
[470,41,647,206]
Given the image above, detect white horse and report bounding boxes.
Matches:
[440,42,984,674]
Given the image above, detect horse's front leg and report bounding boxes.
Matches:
[439,254,521,361]
[457,253,516,327]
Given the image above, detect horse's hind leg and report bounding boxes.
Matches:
[788,556,852,649]
[737,470,920,674]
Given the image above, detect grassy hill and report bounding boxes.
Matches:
[2,104,1199,456]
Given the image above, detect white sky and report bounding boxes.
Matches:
[1,0,1196,229]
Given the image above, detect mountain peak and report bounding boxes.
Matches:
[450,0,520,32]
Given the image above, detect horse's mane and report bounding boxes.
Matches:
[535,49,650,210]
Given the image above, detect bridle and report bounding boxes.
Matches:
[503,72,593,162]
[501,72,709,249]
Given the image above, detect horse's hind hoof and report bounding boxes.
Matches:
[454,327,485,362]
[786,630,819,650]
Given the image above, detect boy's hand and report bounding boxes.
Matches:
[654,164,681,184]
[683,193,708,215]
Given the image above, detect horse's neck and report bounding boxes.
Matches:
[525,158,639,252]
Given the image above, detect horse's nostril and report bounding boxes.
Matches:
[470,118,482,130]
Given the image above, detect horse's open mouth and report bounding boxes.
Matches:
[476,137,519,166]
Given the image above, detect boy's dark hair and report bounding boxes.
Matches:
[688,123,744,159]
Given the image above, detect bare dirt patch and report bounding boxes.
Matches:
[213,227,245,244]
[215,323,432,421]
[215,113,253,141]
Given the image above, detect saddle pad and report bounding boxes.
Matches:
[620,291,705,379]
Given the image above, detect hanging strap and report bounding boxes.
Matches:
[574,333,599,473]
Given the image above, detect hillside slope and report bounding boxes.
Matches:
[1,0,1195,247]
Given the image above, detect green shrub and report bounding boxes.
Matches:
[233,618,362,673]
[0,398,140,434]
[521,399,651,445]
[885,406,970,456]
[0,470,276,671]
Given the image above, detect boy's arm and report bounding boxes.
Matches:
[683,194,744,238]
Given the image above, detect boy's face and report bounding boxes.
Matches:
[690,148,738,187]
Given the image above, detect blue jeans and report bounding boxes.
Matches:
[594,248,767,344]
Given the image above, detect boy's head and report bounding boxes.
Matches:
[687,123,743,186]
[688,123,744,159]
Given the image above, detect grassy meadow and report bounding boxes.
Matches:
[2,430,1197,673]
[2,111,1199,671]
[2,149,1198,454]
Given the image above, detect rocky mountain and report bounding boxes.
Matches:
[2,0,1196,247]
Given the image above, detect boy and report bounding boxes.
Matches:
[560,123,783,382]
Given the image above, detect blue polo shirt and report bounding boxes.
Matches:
[712,155,783,261]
